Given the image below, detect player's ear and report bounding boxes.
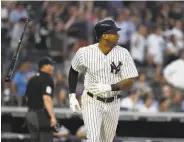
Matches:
[102,34,108,39]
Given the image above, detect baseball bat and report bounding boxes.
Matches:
[5,18,31,82]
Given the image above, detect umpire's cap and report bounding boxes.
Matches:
[94,19,121,40]
[38,57,55,69]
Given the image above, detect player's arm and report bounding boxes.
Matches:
[68,66,79,94]
[68,48,85,94]
[111,78,134,91]
[68,49,84,94]
[68,48,85,112]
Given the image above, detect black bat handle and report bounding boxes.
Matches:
[5,58,18,82]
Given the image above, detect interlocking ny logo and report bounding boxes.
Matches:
[110,61,122,74]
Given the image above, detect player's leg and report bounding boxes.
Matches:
[101,99,120,142]
[81,93,103,142]
[99,122,106,142]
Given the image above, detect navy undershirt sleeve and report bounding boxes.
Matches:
[68,66,79,93]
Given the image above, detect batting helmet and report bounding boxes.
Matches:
[94,19,121,40]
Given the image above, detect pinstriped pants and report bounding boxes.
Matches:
[81,90,120,142]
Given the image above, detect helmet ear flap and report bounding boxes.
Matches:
[95,28,103,40]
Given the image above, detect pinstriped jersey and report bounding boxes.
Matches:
[71,43,138,98]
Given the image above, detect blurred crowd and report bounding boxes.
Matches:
[1,1,184,113]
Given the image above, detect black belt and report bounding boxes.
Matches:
[87,92,121,103]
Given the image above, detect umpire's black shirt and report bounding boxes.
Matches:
[26,71,54,109]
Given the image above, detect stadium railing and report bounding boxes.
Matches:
[2,107,184,122]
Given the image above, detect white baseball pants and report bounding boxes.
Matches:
[81,91,120,142]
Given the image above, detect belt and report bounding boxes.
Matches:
[87,92,121,103]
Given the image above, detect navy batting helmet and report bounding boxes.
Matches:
[94,19,121,40]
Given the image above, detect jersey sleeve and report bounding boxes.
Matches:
[120,50,139,79]
[41,77,54,96]
[71,48,85,73]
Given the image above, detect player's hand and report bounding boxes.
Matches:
[69,93,81,113]
[89,83,112,95]
[50,117,57,127]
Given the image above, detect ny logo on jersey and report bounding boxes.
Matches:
[110,61,122,74]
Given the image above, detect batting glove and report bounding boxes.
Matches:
[69,93,81,113]
[88,83,112,95]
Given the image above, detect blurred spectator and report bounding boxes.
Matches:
[169,2,184,20]
[170,90,183,112]
[142,8,153,27]
[67,9,89,42]
[9,2,28,24]
[130,24,147,66]
[157,3,170,30]
[172,20,184,50]
[134,72,151,94]
[147,26,165,66]
[10,62,31,106]
[107,1,123,17]
[161,84,173,98]
[120,88,139,111]
[1,2,9,33]
[159,97,170,112]
[1,3,9,20]
[128,13,138,40]
[10,18,28,52]
[54,72,67,93]
[138,93,158,113]
[163,49,184,90]
[99,8,109,21]
[116,8,131,50]
[35,11,53,50]
[164,32,179,66]
[151,72,166,100]
[54,88,69,108]
[52,3,65,23]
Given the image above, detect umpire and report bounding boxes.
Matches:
[25,57,56,142]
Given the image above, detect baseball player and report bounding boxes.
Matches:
[68,19,138,142]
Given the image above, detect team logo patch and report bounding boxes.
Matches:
[46,86,52,94]
[110,61,122,74]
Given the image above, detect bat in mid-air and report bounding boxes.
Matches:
[5,17,31,82]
